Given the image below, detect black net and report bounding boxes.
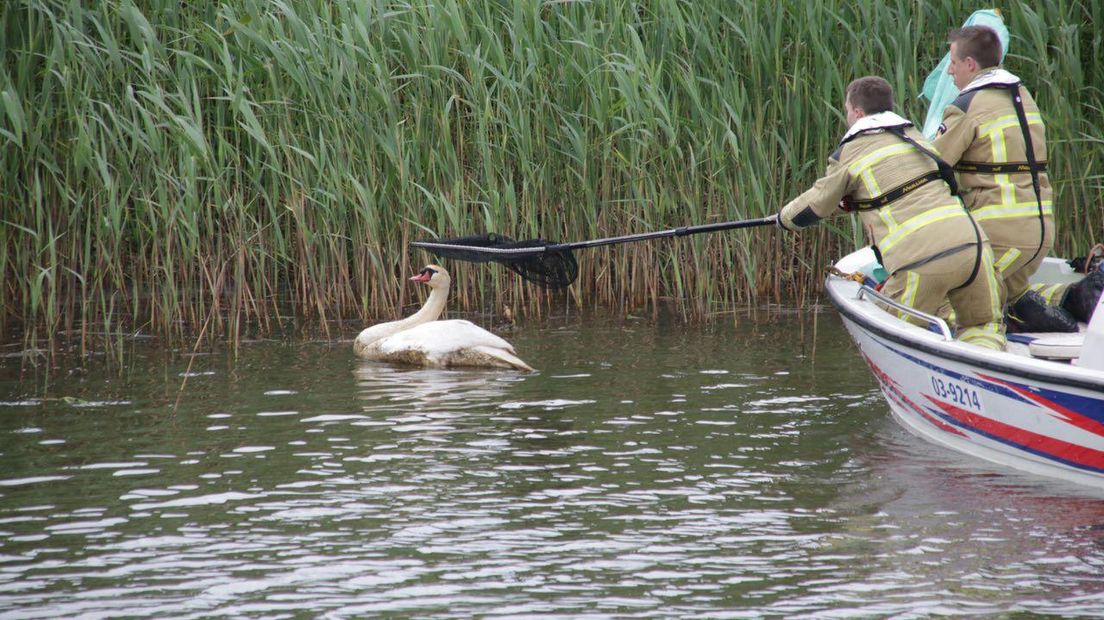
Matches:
[415,233,518,263]
[413,234,579,288]
[503,248,578,288]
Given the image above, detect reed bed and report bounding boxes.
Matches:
[2,0,1102,352]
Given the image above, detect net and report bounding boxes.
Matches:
[412,234,579,288]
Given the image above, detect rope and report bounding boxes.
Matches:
[1082,243,1104,273]
[828,266,867,283]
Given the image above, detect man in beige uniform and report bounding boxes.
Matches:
[933,26,1100,329]
[779,76,1004,350]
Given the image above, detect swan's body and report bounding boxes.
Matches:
[354,265,533,371]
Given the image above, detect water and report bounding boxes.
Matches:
[2,312,1104,618]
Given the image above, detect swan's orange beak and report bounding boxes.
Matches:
[411,272,432,283]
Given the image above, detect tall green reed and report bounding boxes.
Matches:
[1,0,1101,351]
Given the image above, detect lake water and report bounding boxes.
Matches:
[2,312,1104,618]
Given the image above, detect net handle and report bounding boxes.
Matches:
[410,215,778,258]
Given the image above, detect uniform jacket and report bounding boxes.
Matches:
[932,68,1052,251]
[779,112,982,275]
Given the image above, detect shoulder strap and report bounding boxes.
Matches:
[1001,83,1046,266]
[886,127,959,196]
[1002,84,1043,208]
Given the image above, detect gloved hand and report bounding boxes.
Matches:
[774,212,792,232]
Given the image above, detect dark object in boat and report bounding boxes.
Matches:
[1062,270,1104,323]
[1007,289,1078,333]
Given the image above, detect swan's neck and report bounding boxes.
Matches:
[402,285,448,327]
[354,284,451,355]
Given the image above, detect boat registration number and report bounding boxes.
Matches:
[929,375,984,413]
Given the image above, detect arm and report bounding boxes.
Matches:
[778,153,853,231]
[931,103,975,165]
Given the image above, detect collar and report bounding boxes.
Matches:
[960,68,1020,94]
[839,111,912,145]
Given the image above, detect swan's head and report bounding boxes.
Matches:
[410,264,451,289]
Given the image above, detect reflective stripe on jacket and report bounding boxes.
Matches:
[932,68,1052,250]
[779,113,982,275]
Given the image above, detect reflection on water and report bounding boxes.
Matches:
[1,313,1103,617]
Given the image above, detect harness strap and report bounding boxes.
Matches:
[846,126,966,279]
[845,170,944,211]
[954,160,1048,174]
[841,126,959,212]
[880,129,984,287]
[999,83,1047,266]
[887,127,959,196]
[952,213,985,292]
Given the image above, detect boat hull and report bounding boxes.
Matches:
[840,316,1104,487]
[828,248,1104,488]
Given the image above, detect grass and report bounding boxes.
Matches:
[1,0,1102,352]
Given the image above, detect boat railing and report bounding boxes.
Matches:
[856,285,955,341]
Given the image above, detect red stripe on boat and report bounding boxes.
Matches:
[977,373,1104,439]
[861,352,967,437]
[925,396,1104,469]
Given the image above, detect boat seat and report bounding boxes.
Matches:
[1027,333,1084,361]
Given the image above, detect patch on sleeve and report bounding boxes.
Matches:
[937,123,947,135]
[792,207,822,228]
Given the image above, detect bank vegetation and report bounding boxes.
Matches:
[2,0,1101,352]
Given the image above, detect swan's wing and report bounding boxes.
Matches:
[469,345,534,372]
[354,321,401,357]
[354,320,404,349]
[379,320,516,357]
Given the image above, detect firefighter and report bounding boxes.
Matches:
[778,76,1005,350]
[932,25,1100,330]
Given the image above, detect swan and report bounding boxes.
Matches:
[353,264,534,371]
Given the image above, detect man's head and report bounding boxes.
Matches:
[845,76,894,127]
[947,26,1002,90]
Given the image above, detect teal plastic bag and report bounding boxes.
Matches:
[920,9,1010,139]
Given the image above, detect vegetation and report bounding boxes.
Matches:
[2,0,1102,352]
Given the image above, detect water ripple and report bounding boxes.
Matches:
[2,318,1103,617]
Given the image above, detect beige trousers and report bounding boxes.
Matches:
[880,244,1006,350]
[988,219,1054,304]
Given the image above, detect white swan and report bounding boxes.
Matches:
[353,264,534,371]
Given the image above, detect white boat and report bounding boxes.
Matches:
[827,247,1104,489]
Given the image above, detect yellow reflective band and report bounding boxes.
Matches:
[877,204,966,253]
[861,169,881,196]
[982,127,1021,208]
[1028,283,1066,304]
[972,201,1054,222]
[981,245,1002,316]
[978,113,1044,214]
[998,173,1017,208]
[977,246,1003,317]
[980,113,1043,137]
[990,124,1008,162]
[878,206,897,231]
[848,143,915,175]
[898,271,920,321]
[1041,284,1063,304]
[958,327,1006,351]
[995,247,1021,274]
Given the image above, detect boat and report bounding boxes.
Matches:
[826,247,1104,489]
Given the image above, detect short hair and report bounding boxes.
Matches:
[949,26,1002,69]
[846,76,894,114]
